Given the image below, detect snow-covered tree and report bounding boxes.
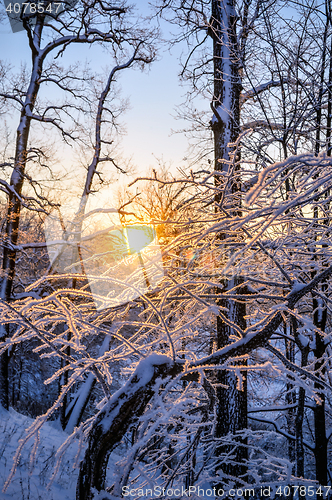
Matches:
[156,0,332,486]
[1,1,332,498]
[0,0,156,409]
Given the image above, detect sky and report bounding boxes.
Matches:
[0,1,195,188]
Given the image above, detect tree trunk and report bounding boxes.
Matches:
[65,335,110,433]
[76,357,177,500]
[0,338,9,409]
[312,8,329,479]
[313,295,328,485]
[295,347,308,478]
[285,330,296,472]
[210,0,247,480]
[0,19,44,409]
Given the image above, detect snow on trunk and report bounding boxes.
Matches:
[0,18,45,410]
[210,0,247,481]
[76,355,175,500]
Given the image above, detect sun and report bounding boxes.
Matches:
[124,224,156,255]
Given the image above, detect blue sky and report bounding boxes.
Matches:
[0,2,192,178]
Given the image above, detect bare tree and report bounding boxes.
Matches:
[1,143,332,498]
[0,0,156,409]
[156,0,332,485]
[1,1,332,497]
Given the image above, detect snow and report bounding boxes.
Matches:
[133,353,172,377]
[297,333,309,348]
[65,334,111,434]
[209,305,220,315]
[240,80,287,104]
[0,405,80,500]
[211,104,231,126]
[100,354,173,432]
[291,281,306,293]
[118,353,172,391]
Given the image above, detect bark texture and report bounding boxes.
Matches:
[210,0,247,479]
[76,358,179,500]
[0,18,44,409]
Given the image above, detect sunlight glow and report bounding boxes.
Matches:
[45,208,164,310]
[125,225,156,255]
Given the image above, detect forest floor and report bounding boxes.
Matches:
[0,405,78,499]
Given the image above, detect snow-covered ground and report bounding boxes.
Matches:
[0,406,79,499]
